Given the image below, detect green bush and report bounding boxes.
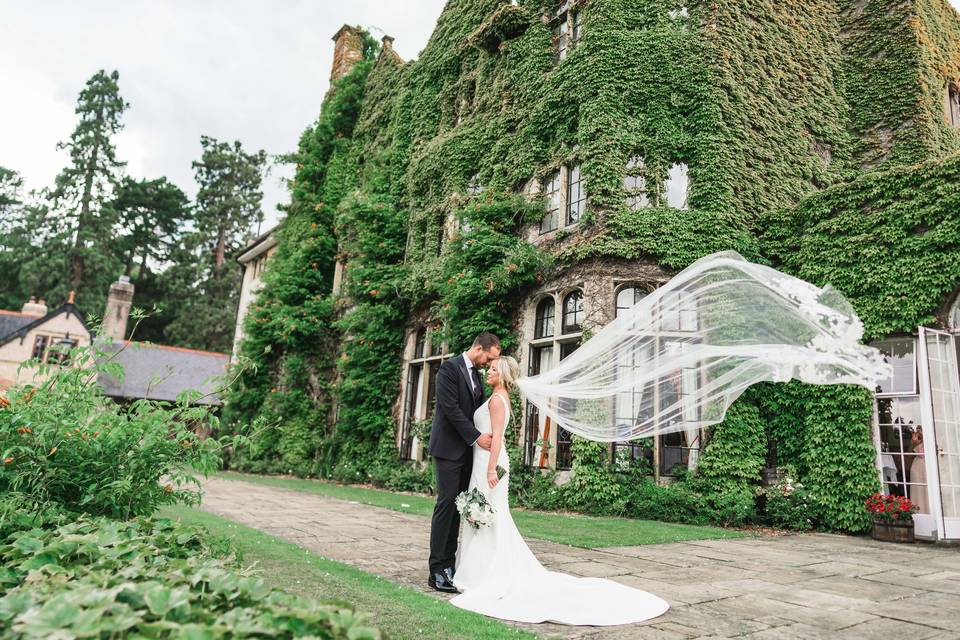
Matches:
[0,508,380,639]
[622,480,711,525]
[689,397,767,526]
[760,466,813,531]
[0,343,224,519]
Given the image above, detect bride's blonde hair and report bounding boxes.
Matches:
[494,355,520,391]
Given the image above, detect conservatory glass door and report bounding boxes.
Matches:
[919,327,960,540]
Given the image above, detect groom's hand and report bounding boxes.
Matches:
[476,433,493,450]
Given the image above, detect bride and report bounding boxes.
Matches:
[450,355,670,625]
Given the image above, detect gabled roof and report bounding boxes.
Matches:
[0,310,41,342]
[0,304,92,348]
[96,340,230,406]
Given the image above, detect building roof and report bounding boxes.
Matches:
[236,224,280,265]
[0,304,90,348]
[0,309,41,342]
[96,340,230,406]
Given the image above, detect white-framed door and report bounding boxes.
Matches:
[918,327,960,540]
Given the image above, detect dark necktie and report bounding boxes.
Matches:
[470,366,483,402]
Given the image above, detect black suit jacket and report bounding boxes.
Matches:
[427,356,484,460]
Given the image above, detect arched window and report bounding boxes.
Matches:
[616,286,647,317]
[414,328,427,359]
[562,290,584,334]
[534,297,555,339]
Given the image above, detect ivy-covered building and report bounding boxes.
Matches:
[230,1,960,539]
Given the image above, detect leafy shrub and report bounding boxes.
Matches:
[563,436,626,515]
[622,480,711,525]
[760,467,813,530]
[0,511,380,639]
[0,343,224,519]
[689,397,767,526]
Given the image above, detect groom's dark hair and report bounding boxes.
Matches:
[472,332,501,351]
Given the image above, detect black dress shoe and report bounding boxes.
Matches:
[442,566,456,582]
[428,571,458,593]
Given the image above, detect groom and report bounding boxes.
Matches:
[427,331,501,592]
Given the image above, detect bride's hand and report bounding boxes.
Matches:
[487,470,498,488]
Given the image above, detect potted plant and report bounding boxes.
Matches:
[865,492,917,543]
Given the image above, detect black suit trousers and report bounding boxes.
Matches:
[428,451,473,574]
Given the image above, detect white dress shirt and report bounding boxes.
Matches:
[463,352,478,394]
[463,352,481,446]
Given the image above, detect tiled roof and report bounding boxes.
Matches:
[96,340,230,406]
[0,310,41,342]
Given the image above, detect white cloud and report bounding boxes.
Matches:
[3,0,960,235]
[0,0,446,232]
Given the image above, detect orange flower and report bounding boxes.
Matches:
[369,289,379,296]
[48,447,57,455]
[3,457,12,464]
[0,397,9,408]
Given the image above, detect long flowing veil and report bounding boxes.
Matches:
[515,251,891,442]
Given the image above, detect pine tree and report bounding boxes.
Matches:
[0,167,30,309]
[24,70,129,315]
[163,136,266,352]
[112,176,189,280]
[192,136,267,277]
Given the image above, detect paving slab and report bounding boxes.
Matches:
[199,476,960,639]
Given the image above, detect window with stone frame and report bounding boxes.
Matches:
[524,289,584,470]
[399,327,449,460]
[948,83,960,128]
[538,163,586,235]
[552,3,583,62]
[31,334,50,361]
[611,286,654,470]
[610,284,702,478]
[566,164,586,225]
[562,290,584,333]
[534,297,555,339]
[539,170,561,234]
[624,155,649,210]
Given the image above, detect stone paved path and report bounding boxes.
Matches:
[200,476,960,639]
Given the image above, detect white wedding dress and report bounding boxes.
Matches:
[450,395,670,625]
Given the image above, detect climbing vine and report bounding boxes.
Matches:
[225,3,960,534]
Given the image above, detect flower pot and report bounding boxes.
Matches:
[872,520,915,543]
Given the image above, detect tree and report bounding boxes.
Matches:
[17,70,129,316]
[112,176,189,280]
[164,137,266,352]
[0,167,30,309]
[192,136,267,277]
[0,166,23,216]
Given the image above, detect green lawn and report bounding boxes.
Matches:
[217,471,747,547]
[160,505,537,640]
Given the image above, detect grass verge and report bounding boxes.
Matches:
[218,471,747,547]
[159,505,537,640]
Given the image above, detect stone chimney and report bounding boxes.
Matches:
[103,276,134,341]
[380,34,404,64]
[330,24,365,83]
[21,296,47,316]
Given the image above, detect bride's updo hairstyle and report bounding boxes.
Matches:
[495,355,520,391]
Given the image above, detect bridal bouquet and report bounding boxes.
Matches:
[456,487,496,529]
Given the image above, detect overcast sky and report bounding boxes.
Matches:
[0,0,447,233]
[2,1,959,236]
